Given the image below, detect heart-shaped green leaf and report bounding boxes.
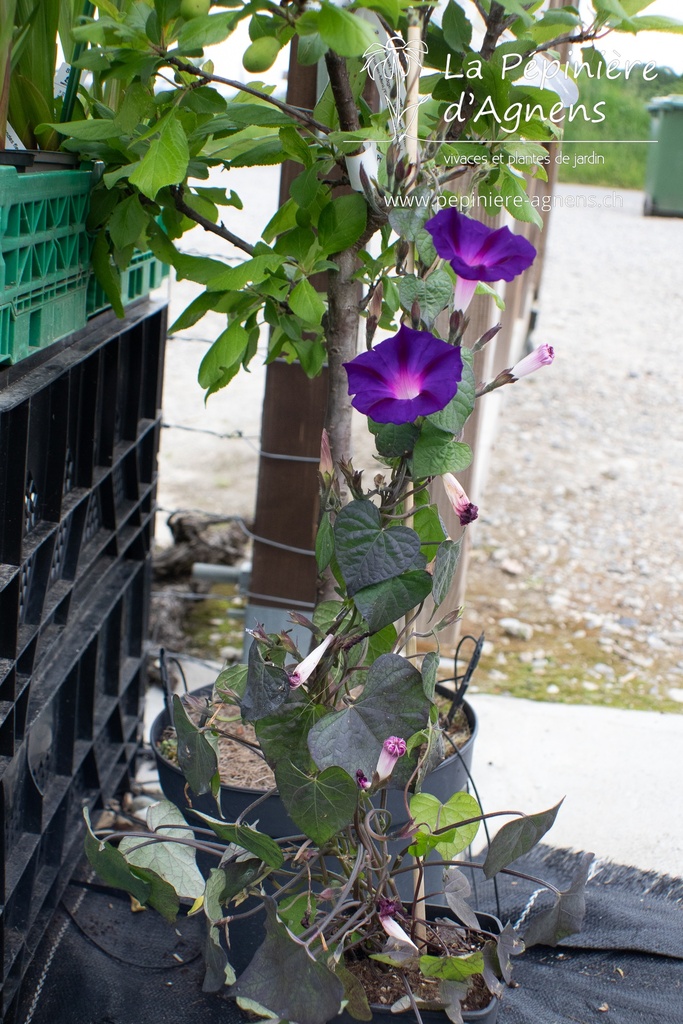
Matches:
[409,791,482,861]
[397,270,454,328]
[412,425,472,478]
[432,538,463,608]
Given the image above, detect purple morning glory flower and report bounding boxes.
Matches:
[343,325,463,425]
[425,208,537,312]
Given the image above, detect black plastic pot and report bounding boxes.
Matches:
[151,687,478,837]
[227,905,500,1024]
[0,150,80,172]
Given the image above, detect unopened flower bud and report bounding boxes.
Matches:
[375,736,407,783]
[356,769,371,790]
[288,634,333,689]
[442,473,478,526]
[510,343,555,380]
[378,897,418,952]
[319,429,333,478]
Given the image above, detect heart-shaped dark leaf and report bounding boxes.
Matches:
[421,651,439,701]
[204,925,236,991]
[388,198,431,242]
[332,962,372,1021]
[523,851,593,948]
[494,923,525,983]
[230,898,344,1024]
[307,653,429,782]
[438,980,468,1023]
[334,500,422,596]
[191,812,284,868]
[255,694,328,774]
[353,570,433,632]
[240,640,291,722]
[172,694,219,798]
[275,762,358,846]
[432,538,462,609]
[443,867,480,930]
[483,799,564,878]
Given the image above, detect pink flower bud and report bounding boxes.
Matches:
[288,634,333,689]
[356,769,371,790]
[375,736,407,783]
[378,898,418,952]
[510,343,555,380]
[442,473,479,527]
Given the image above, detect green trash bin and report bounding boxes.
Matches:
[644,96,683,217]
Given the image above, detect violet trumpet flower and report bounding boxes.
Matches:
[442,473,478,526]
[510,343,555,379]
[288,634,333,689]
[425,208,537,312]
[343,325,463,425]
[375,736,407,783]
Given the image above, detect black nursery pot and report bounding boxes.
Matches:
[151,687,478,837]
[227,905,500,1024]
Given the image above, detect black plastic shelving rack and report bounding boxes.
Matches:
[0,300,167,1020]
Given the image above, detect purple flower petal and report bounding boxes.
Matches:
[344,325,463,425]
[425,208,536,283]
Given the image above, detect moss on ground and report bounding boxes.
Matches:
[184,583,245,660]
[466,627,682,714]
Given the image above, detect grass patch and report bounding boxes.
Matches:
[559,66,683,189]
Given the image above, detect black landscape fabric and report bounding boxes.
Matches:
[13,848,683,1024]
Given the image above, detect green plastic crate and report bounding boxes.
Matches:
[0,166,95,365]
[0,272,89,364]
[0,166,94,295]
[86,248,170,319]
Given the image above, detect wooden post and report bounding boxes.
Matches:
[246,45,328,640]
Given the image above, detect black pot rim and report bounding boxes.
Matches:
[151,686,479,799]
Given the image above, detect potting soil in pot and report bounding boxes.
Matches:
[159,718,276,790]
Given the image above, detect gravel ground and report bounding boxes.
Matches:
[458,184,683,714]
